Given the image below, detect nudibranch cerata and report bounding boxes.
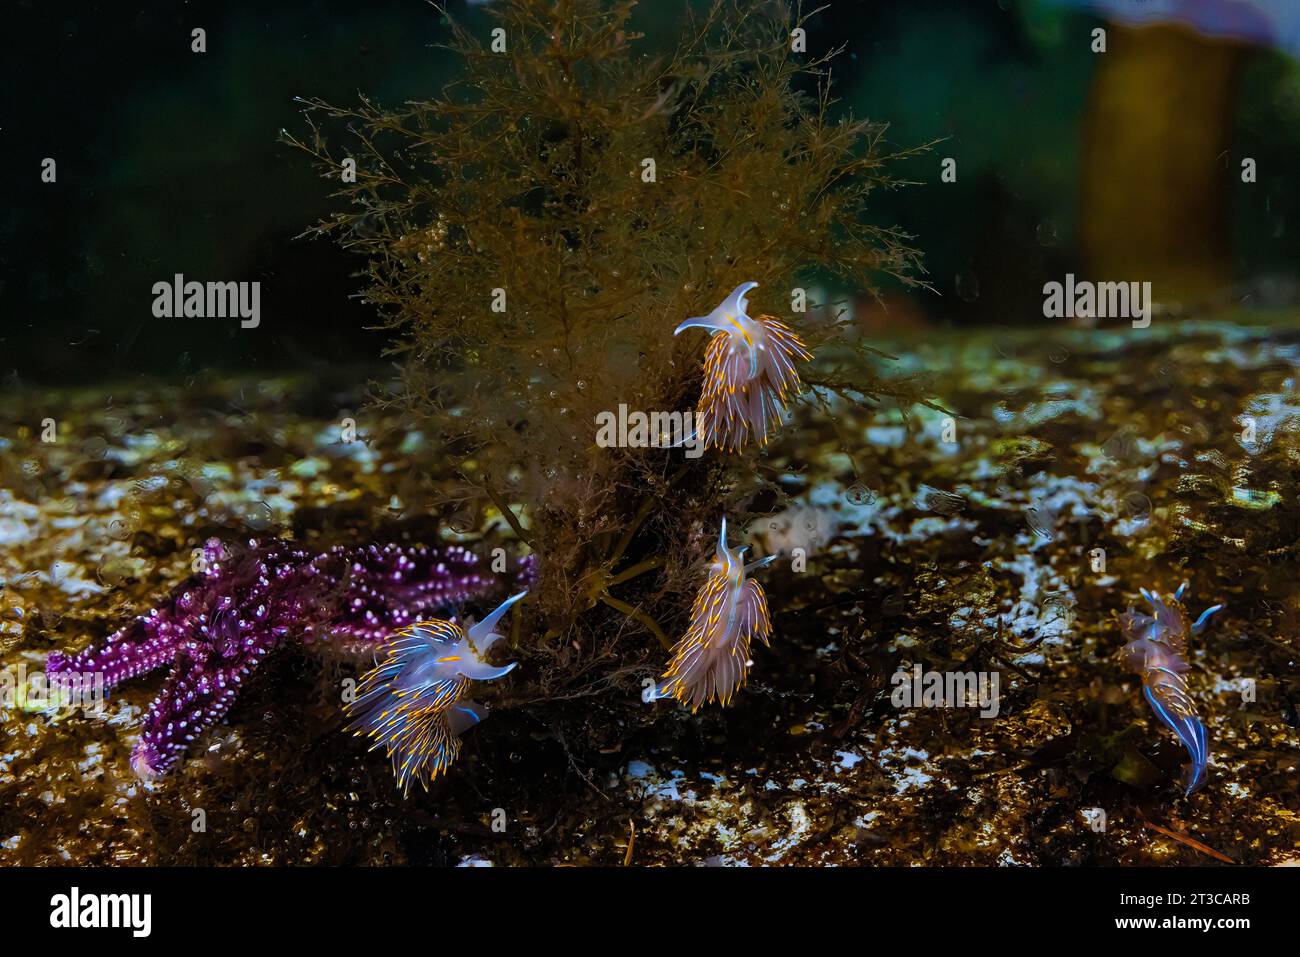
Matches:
[654,517,774,711]
[675,282,811,453]
[347,591,526,795]
[1117,582,1223,796]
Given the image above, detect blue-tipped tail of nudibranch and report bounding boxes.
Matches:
[1143,686,1208,796]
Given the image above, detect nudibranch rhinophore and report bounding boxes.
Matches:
[347,590,526,795]
[675,282,811,453]
[654,517,774,711]
[1117,582,1223,797]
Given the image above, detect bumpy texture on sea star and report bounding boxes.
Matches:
[46,537,533,780]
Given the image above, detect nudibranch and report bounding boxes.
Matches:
[654,517,774,711]
[44,537,534,780]
[1117,582,1223,796]
[675,282,811,453]
[347,591,525,794]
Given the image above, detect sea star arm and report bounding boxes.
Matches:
[130,630,277,780]
[46,610,187,692]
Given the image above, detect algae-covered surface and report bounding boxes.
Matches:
[2,317,1298,865]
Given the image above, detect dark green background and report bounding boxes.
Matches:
[3,0,1298,383]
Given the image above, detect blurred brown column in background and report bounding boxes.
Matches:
[1080,24,1247,304]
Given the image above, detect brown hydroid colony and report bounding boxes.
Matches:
[289,0,935,716]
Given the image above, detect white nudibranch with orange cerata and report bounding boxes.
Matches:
[347,590,526,794]
[654,517,775,711]
[675,281,811,453]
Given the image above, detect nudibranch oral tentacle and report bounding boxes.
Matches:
[1118,582,1221,797]
[654,517,774,712]
[676,282,811,453]
[347,590,526,795]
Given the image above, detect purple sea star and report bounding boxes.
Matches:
[46,537,533,780]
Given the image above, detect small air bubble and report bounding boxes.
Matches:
[846,483,875,506]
